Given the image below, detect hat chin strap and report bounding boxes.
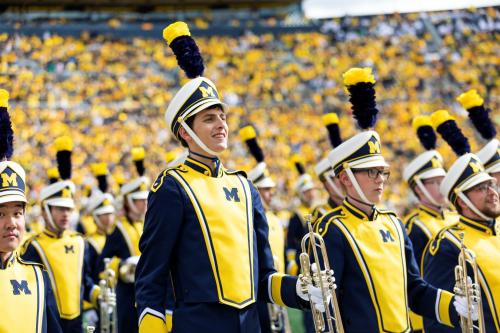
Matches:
[325,174,344,199]
[92,212,105,232]
[43,203,62,233]
[180,121,220,157]
[415,178,441,207]
[345,168,374,206]
[457,191,492,221]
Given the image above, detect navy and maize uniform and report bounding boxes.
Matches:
[314,199,459,333]
[311,198,339,227]
[135,157,306,333]
[86,231,106,283]
[96,215,143,333]
[404,205,458,270]
[0,253,63,333]
[21,229,100,333]
[285,205,312,276]
[422,217,500,332]
[403,206,458,332]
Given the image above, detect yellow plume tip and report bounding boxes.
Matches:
[456,89,484,110]
[91,162,108,176]
[291,154,302,164]
[322,113,339,126]
[343,67,376,86]
[431,110,454,129]
[47,167,60,179]
[54,136,73,152]
[0,89,9,108]
[114,174,125,186]
[132,147,145,161]
[239,125,257,141]
[412,115,432,131]
[163,21,190,45]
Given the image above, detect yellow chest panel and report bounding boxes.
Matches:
[80,216,97,236]
[267,211,285,274]
[448,225,500,330]
[421,211,458,239]
[31,232,84,319]
[337,212,409,333]
[88,232,106,254]
[116,219,143,256]
[170,168,254,308]
[0,260,44,333]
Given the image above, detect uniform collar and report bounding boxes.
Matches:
[0,252,16,270]
[459,215,498,236]
[43,228,67,239]
[184,156,223,178]
[419,204,445,220]
[327,198,339,211]
[342,198,378,221]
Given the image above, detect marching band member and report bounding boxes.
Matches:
[312,112,345,224]
[0,89,63,333]
[240,124,289,333]
[21,135,100,332]
[97,147,148,333]
[135,21,325,333]
[315,69,468,333]
[422,110,499,332]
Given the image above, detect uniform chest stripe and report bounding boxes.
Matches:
[33,265,44,333]
[31,240,59,312]
[445,232,500,330]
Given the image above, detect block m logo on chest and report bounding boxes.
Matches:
[10,280,31,295]
[223,187,240,202]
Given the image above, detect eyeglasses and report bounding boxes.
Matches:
[468,181,499,194]
[353,168,390,181]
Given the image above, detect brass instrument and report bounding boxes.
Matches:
[99,258,118,333]
[453,233,485,333]
[299,216,344,333]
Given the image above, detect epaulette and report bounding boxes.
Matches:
[151,165,185,193]
[225,169,247,178]
[428,222,462,255]
[16,255,45,269]
[378,208,398,217]
[316,207,343,237]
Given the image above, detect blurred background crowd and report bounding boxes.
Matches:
[0,3,498,218]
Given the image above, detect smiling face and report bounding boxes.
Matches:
[0,202,25,258]
[179,106,228,156]
[460,180,500,220]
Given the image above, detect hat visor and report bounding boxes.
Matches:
[350,156,389,170]
[129,191,149,200]
[298,182,315,193]
[184,99,228,120]
[255,177,276,189]
[0,194,27,205]
[94,205,115,216]
[460,172,495,192]
[46,198,75,209]
[417,168,447,180]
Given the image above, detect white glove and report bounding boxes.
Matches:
[453,295,479,321]
[296,264,336,313]
[83,309,99,327]
[120,256,140,283]
[125,255,140,266]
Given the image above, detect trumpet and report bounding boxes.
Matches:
[299,216,344,333]
[99,258,118,333]
[453,232,485,333]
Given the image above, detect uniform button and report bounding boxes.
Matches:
[319,228,323,233]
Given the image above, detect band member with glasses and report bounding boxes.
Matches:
[314,69,468,332]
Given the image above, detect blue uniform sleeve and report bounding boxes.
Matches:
[96,226,129,279]
[250,182,304,309]
[136,175,184,329]
[83,242,100,306]
[400,220,458,328]
[42,270,63,333]
[406,220,431,270]
[21,242,43,264]
[317,217,346,287]
[422,237,461,332]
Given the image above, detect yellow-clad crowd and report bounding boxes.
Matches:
[0,7,498,217]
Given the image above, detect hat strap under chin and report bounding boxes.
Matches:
[325,173,344,199]
[346,168,374,206]
[43,203,62,233]
[415,178,441,207]
[180,121,220,157]
[457,191,492,221]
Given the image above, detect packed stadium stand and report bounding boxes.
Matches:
[0,4,498,216]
